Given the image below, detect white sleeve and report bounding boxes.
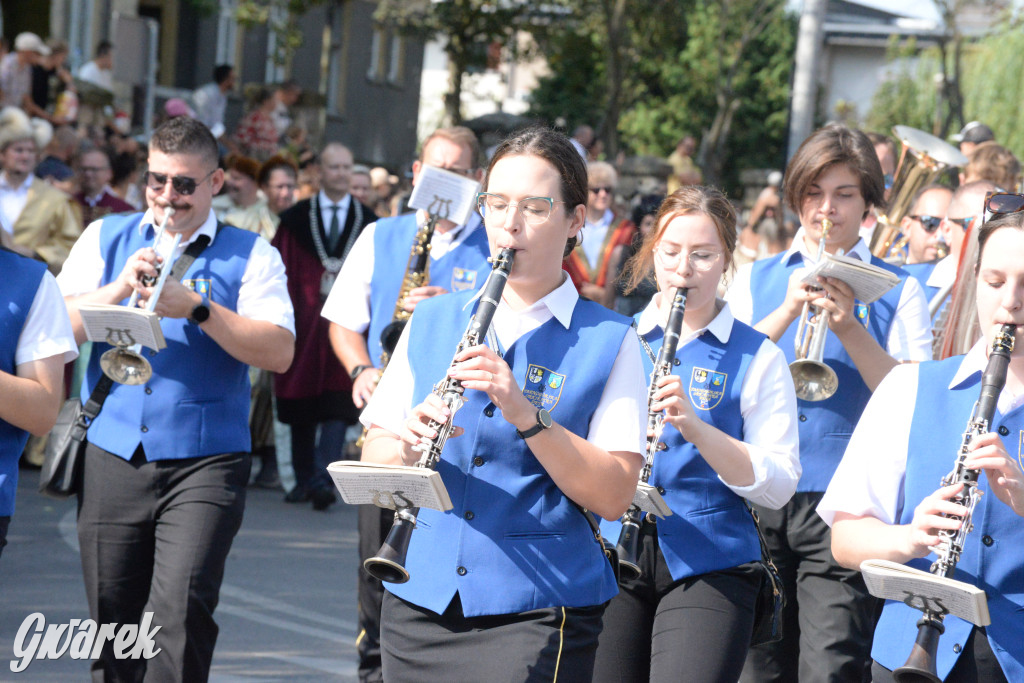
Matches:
[585,330,647,455]
[723,338,801,509]
[817,363,917,526]
[16,272,79,365]
[886,275,932,362]
[723,262,755,324]
[359,318,414,435]
[322,222,376,333]
[55,220,106,297]
[236,237,296,334]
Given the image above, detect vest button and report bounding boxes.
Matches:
[798,414,807,422]
[657,486,666,495]
[953,643,962,654]
[982,535,994,547]
[149,350,156,357]
[140,425,148,433]
[998,425,1010,436]
[457,566,467,576]
[464,510,474,520]
[145,387,152,395]
[484,407,494,417]
[473,456,484,466]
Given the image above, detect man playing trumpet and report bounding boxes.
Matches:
[58,117,295,682]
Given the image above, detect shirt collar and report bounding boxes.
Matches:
[585,208,614,230]
[783,226,870,266]
[636,295,734,343]
[0,172,32,192]
[139,207,219,246]
[950,340,989,389]
[466,271,578,329]
[319,190,350,212]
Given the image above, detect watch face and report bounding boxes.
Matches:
[191,303,210,323]
[538,408,553,429]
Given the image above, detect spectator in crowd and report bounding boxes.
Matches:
[192,64,235,139]
[282,123,315,168]
[259,154,298,219]
[233,87,279,162]
[0,33,49,109]
[271,80,302,137]
[666,135,702,193]
[349,164,374,208]
[0,106,81,273]
[57,116,295,681]
[77,40,114,92]
[952,120,995,157]
[213,154,277,241]
[868,131,897,193]
[272,142,376,510]
[25,39,74,125]
[570,124,594,160]
[0,240,77,561]
[738,169,784,265]
[612,193,663,317]
[34,124,78,190]
[297,165,319,201]
[369,166,395,217]
[109,148,145,209]
[962,141,1021,191]
[73,147,135,227]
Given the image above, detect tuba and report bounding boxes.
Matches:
[790,218,839,401]
[870,126,967,264]
[363,248,516,584]
[891,324,1015,683]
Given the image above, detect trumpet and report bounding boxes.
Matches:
[363,248,516,584]
[790,218,839,401]
[99,208,178,385]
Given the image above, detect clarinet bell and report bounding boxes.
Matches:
[615,516,643,582]
[363,509,416,584]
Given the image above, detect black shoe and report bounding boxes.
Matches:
[253,464,281,490]
[284,486,310,503]
[311,487,337,511]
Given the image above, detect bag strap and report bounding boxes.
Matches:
[80,231,214,422]
[744,501,781,575]
[572,501,612,554]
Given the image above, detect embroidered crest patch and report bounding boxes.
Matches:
[451,268,478,292]
[688,367,727,410]
[855,302,870,328]
[523,364,565,411]
[183,279,212,296]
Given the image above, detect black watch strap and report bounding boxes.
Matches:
[517,408,552,439]
[350,364,373,381]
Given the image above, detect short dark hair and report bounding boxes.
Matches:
[213,64,234,85]
[95,40,113,58]
[485,127,588,257]
[784,124,885,219]
[149,116,219,170]
[258,154,298,186]
[78,147,114,171]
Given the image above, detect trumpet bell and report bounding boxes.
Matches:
[790,359,838,401]
[100,348,153,385]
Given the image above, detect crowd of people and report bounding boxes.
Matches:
[2,30,1024,681]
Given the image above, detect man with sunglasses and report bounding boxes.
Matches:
[58,116,295,682]
[899,185,952,299]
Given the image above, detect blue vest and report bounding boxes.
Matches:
[366,214,491,364]
[871,358,1024,680]
[82,213,257,461]
[749,251,908,491]
[902,261,939,302]
[387,290,632,617]
[0,251,47,516]
[599,317,764,580]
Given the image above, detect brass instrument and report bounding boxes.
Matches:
[363,248,516,584]
[790,218,839,401]
[871,126,968,264]
[99,208,178,385]
[616,287,687,581]
[892,323,1015,683]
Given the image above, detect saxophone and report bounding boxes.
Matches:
[363,248,516,584]
[893,323,1016,683]
[615,287,688,581]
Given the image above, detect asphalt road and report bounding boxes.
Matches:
[1,466,362,682]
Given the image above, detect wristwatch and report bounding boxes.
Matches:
[517,408,553,439]
[189,293,211,324]
[349,364,374,381]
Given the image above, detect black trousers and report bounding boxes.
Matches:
[593,519,761,683]
[77,442,249,683]
[357,504,394,683]
[289,419,347,493]
[0,515,9,560]
[871,626,1009,683]
[381,592,605,683]
[740,492,880,683]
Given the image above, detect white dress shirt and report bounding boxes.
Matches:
[16,272,79,366]
[318,190,351,236]
[56,209,295,334]
[636,297,801,509]
[726,228,933,362]
[816,340,1024,527]
[361,274,648,456]
[581,208,614,271]
[0,172,32,234]
[321,211,484,334]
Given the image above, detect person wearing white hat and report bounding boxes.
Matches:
[0,106,81,272]
[0,33,50,109]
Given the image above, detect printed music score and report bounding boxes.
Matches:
[800,253,900,303]
[860,559,990,626]
[79,303,166,351]
[408,165,480,227]
[631,482,673,517]
[327,461,454,512]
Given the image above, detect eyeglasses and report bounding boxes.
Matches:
[442,166,477,178]
[944,216,974,232]
[146,169,216,196]
[476,193,566,226]
[910,215,943,233]
[985,192,1024,217]
[653,244,723,272]
[589,186,613,195]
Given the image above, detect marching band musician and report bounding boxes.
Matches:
[726,123,932,682]
[819,207,1024,682]
[58,117,295,682]
[322,126,491,683]
[593,187,801,682]
[358,127,646,681]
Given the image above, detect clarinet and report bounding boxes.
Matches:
[615,287,688,581]
[363,248,516,584]
[893,323,1016,683]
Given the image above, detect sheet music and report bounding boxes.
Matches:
[800,253,900,303]
[408,165,480,226]
[327,461,453,511]
[861,559,990,626]
[79,304,166,350]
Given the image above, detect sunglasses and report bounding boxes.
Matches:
[146,169,216,196]
[589,186,613,195]
[944,216,974,232]
[985,192,1024,216]
[909,215,943,232]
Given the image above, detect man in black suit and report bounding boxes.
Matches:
[271,142,376,509]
